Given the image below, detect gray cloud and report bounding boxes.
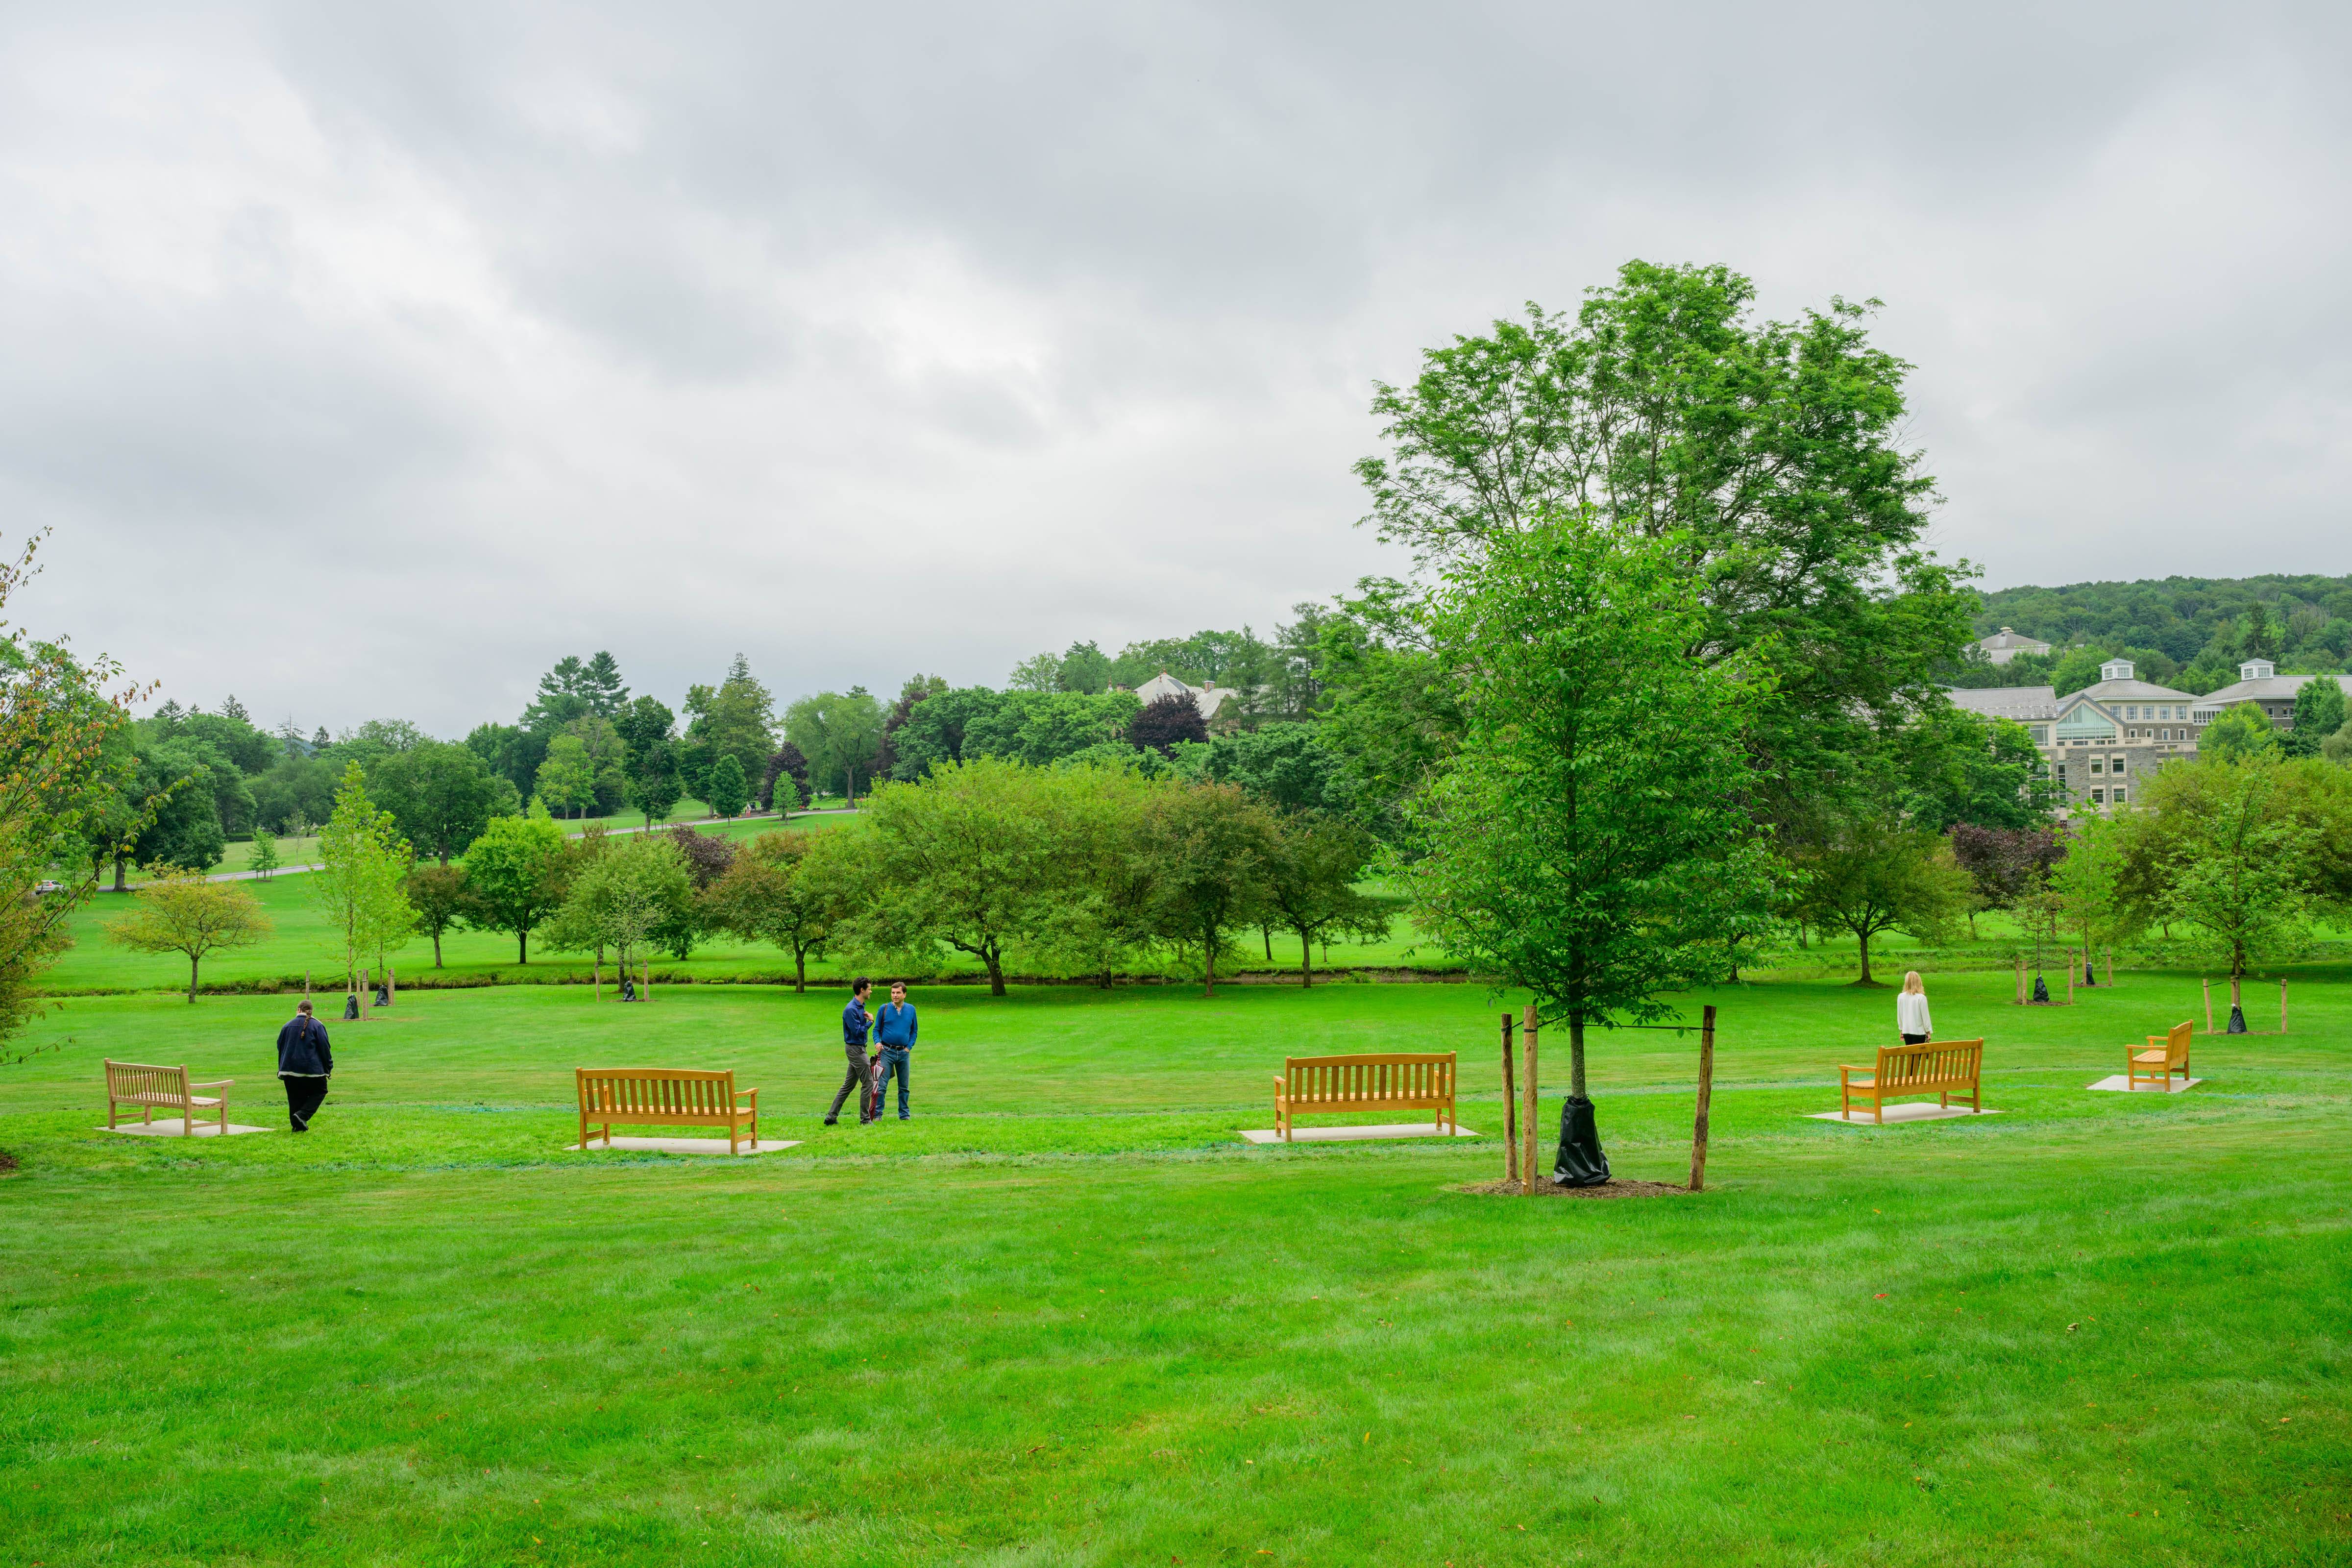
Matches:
[2,0,2347,734]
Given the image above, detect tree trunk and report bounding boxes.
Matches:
[1856,930,1874,985]
[433,931,444,967]
[1569,1009,1587,1099]
[517,930,529,964]
[1297,925,1313,987]
[114,854,128,893]
[188,954,199,1004]
[1202,923,1217,998]
[985,942,1006,997]
[793,948,807,994]
[1263,925,1273,960]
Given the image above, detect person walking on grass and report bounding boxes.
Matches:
[826,977,876,1126]
[872,981,916,1121]
[1897,971,1933,1046]
[276,998,334,1132]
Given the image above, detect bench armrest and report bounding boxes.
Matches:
[735,1088,758,1103]
[189,1079,235,1089]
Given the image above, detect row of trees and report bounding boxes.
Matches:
[1966,573,2352,686]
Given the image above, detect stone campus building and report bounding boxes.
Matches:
[1947,657,2352,815]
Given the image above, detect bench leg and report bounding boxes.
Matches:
[1874,1097,1884,1126]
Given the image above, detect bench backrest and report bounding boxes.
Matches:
[1873,1039,1983,1088]
[1282,1053,1455,1105]
[105,1060,192,1103]
[577,1068,738,1119]
[2160,1021,2192,1065]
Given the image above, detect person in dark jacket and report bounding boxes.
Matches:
[825,978,875,1126]
[276,999,334,1132]
[872,981,916,1120]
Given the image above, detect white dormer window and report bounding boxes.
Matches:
[2240,659,2275,681]
[2101,659,2134,682]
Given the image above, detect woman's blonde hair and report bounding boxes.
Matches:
[1902,971,1924,995]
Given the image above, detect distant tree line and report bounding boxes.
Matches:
[1955,575,2352,693]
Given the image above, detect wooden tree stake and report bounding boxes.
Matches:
[2014,956,2026,1006]
[2280,977,2288,1035]
[2105,946,2113,985]
[1689,1004,1717,1193]
[1499,1012,1518,1185]
[1521,1004,1540,1197]
[593,958,601,1002]
[2203,976,2212,1034]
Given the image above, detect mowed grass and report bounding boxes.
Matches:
[1,970,2348,1566]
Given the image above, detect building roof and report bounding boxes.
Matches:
[1945,686,2059,722]
[2194,671,2352,710]
[2058,679,2194,704]
[1133,670,1231,720]
[1975,626,2052,659]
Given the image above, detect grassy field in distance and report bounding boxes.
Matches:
[0,969,2345,1565]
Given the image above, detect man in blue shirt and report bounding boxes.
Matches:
[872,981,917,1120]
[826,977,875,1126]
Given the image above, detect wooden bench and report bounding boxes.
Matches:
[2128,1021,2193,1090]
[1273,1053,1455,1141]
[576,1068,759,1153]
[105,1060,234,1136]
[1838,1040,1984,1124]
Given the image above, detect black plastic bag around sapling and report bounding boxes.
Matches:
[1552,1094,1611,1187]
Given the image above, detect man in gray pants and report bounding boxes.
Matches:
[825,977,875,1126]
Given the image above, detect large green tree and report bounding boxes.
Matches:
[707,828,860,992]
[1140,782,1274,998]
[1257,811,1386,987]
[107,866,272,1003]
[784,686,886,803]
[2285,678,2348,760]
[1408,517,1782,1141]
[369,738,515,864]
[1347,261,1974,822]
[1791,811,1969,986]
[856,759,1085,996]
[459,813,568,964]
[2160,760,2315,1029]
[0,542,142,1039]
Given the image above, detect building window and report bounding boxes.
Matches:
[2112,756,2126,774]
[2057,764,2068,787]
[2090,788,2105,805]
[2112,786,2128,806]
[2090,757,2104,775]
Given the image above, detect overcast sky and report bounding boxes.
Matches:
[4,2,2348,736]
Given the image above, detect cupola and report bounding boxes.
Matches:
[2100,659,2134,682]
[2240,659,2275,681]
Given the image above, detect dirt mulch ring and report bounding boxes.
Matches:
[1458,1176,1687,1200]
[0,1150,20,1175]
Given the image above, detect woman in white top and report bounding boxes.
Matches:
[1896,972,1932,1045]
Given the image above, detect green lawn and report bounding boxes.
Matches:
[1,968,2346,1565]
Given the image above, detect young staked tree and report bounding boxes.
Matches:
[1257,810,1386,986]
[546,833,692,993]
[247,826,281,880]
[1408,516,1781,1157]
[310,763,415,1000]
[105,865,273,1002]
[2051,810,2136,980]
[2162,760,2316,1030]
[458,812,568,963]
[707,828,859,992]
